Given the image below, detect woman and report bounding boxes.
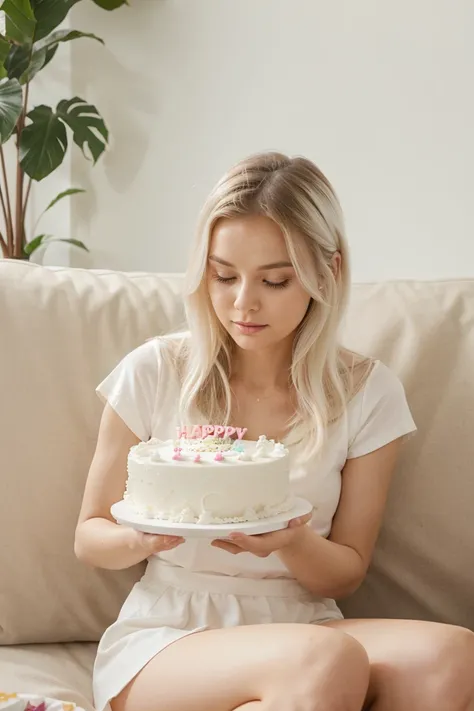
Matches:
[75,152,474,711]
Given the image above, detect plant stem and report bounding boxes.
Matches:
[0,147,14,255]
[14,80,30,258]
[23,177,32,219]
[0,184,9,248]
[14,142,24,257]
[0,229,7,256]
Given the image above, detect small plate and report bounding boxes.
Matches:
[111,497,314,539]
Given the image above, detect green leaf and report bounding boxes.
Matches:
[4,41,50,85]
[0,35,11,79]
[0,34,11,65]
[20,97,108,180]
[90,0,128,9]
[0,77,23,143]
[41,43,58,71]
[19,46,46,83]
[19,104,67,179]
[4,44,31,80]
[57,97,108,163]
[25,234,89,255]
[34,28,104,53]
[2,0,36,44]
[29,0,81,42]
[59,237,89,251]
[23,232,48,255]
[20,30,104,83]
[44,187,85,213]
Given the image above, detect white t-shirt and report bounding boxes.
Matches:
[97,337,417,579]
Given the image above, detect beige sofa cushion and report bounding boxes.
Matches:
[340,280,474,629]
[0,261,473,646]
[0,643,95,710]
[0,262,185,644]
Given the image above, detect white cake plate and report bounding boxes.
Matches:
[111,498,314,539]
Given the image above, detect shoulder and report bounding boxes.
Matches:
[95,332,190,441]
[359,360,408,405]
[338,347,407,405]
[347,360,416,459]
[120,331,190,376]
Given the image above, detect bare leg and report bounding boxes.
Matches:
[112,623,370,711]
[324,618,474,710]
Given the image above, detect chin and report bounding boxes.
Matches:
[231,333,281,352]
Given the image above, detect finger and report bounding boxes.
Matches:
[210,540,242,555]
[287,512,313,528]
[163,536,184,548]
[227,532,273,555]
[142,534,184,550]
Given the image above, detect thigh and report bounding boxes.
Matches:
[111,622,368,711]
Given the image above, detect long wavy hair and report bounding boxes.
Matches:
[173,151,370,459]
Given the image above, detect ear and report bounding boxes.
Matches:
[330,251,341,279]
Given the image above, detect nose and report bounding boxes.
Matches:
[233,279,260,313]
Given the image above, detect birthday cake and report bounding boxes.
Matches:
[124,425,293,524]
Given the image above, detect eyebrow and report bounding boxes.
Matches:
[208,255,293,270]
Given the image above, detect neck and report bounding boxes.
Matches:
[231,340,293,391]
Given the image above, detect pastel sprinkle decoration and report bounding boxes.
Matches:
[172,447,182,461]
[214,452,224,462]
[193,454,201,463]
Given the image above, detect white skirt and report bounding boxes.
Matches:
[93,557,343,711]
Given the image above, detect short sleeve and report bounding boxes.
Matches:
[347,362,416,459]
[96,339,161,441]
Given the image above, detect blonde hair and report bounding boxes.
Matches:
[176,151,370,459]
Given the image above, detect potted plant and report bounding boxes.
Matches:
[0,0,127,260]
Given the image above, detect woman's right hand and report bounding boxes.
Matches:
[75,404,188,570]
[131,530,185,555]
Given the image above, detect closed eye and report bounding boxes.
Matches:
[213,275,236,284]
[213,275,290,289]
[264,279,290,289]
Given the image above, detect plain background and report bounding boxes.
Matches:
[28,0,473,281]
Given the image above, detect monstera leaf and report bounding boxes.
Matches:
[19,105,67,179]
[19,98,108,179]
[57,97,109,162]
[0,77,23,143]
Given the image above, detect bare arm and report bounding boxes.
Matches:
[276,438,402,597]
[74,404,183,570]
[213,438,402,599]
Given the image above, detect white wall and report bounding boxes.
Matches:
[64,0,473,281]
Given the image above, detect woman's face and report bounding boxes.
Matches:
[207,214,312,352]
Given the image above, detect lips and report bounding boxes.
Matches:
[235,322,265,327]
[233,321,268,335]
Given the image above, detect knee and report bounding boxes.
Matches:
[411,625,474,709]
[429,626,474,708]
[292,628,370,710]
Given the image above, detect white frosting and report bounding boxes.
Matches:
[125,435,292,523]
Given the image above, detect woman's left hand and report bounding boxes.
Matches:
[211,512,313,557]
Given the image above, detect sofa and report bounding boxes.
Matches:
[1,259,473,710]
